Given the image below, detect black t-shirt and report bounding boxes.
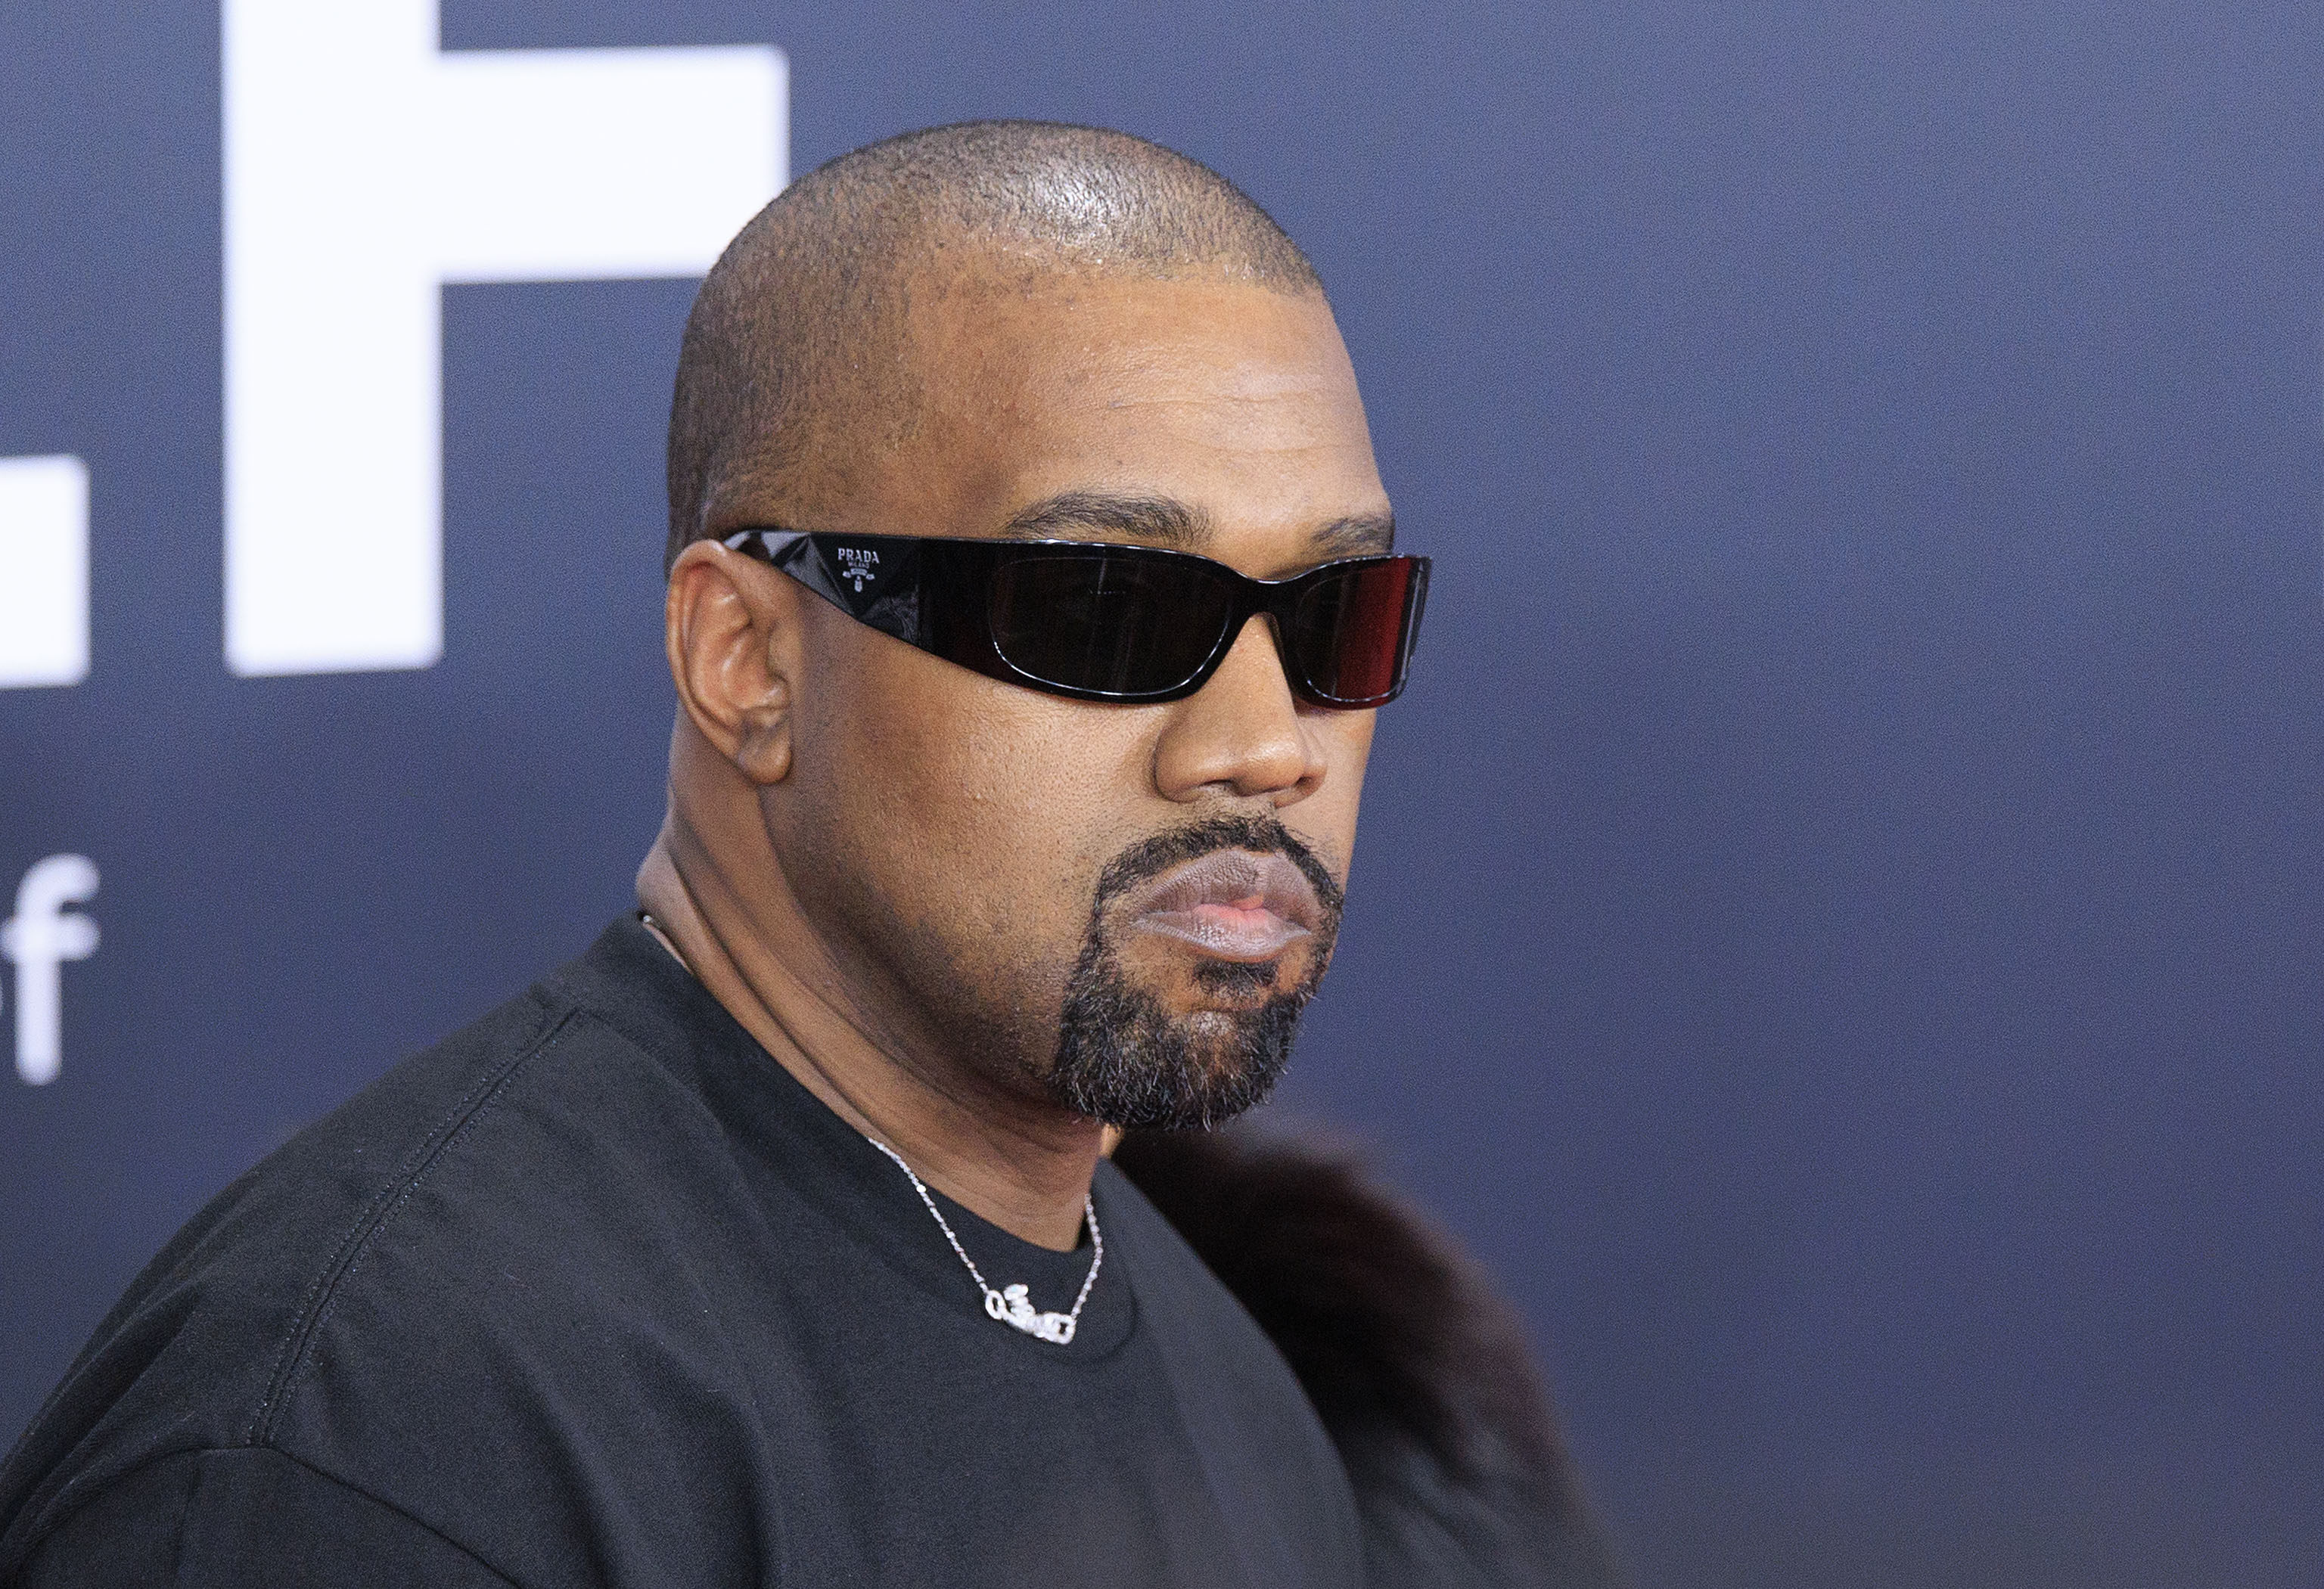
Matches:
[0,919,1362,1587]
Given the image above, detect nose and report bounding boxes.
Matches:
[1151,616,1327,805]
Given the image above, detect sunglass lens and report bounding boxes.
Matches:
[988,554,1235,698]
[1289,560,1420,705]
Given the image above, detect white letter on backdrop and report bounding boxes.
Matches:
[0,455,90,691]
[222,1,785,676]
[2,855,100,1086]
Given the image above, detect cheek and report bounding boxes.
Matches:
[1287,709,1375,875]
[794,635,1158,957]
[780,624,1381,1031]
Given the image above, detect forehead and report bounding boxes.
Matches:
[871,271,1390,560]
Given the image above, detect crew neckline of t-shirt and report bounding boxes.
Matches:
[551,915,1140,1363]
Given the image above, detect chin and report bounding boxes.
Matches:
[1044,963,1309,1131]
[1185,954,1288,1006]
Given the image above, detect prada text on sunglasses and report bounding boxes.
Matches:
[722,529,1431,709]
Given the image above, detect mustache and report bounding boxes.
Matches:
[1090,812,1346,923]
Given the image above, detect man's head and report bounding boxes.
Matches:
[658,122,1394,1129]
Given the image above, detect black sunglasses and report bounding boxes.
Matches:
[722,529,1430,709]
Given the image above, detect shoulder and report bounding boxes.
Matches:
[14,1447,517,1588]
[0,936,721,1578]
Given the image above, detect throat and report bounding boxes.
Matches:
[635,837,1100,1251]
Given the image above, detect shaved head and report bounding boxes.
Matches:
[664,120,1325,569]
[648,113,1389,1252]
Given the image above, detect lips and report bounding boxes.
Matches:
[1129,849,1322,963]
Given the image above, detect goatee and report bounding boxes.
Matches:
[1047,813,1344,1131]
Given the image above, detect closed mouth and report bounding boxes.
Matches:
[1127,849,1321,964]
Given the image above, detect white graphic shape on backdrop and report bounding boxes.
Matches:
[0,456,90,690]
[2,855,100,1086]
[222,2,787,677]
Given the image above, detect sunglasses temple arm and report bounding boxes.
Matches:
[722,530,858,613]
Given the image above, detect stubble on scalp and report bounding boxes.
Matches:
[664,120,1325,566]
[1048,813,1347,1131]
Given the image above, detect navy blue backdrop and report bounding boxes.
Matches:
[5,4,2320,1584]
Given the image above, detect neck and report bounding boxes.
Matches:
[636,821,1104,1252]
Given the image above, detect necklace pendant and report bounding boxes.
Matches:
[867,1135,1098,1349]
[986,1283,1077,1345]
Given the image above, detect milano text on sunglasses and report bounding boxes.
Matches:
[722,529,1431,709]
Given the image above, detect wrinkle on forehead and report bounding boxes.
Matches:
[930,278,1369,433]
[769,268,1388,555]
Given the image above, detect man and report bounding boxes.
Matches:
[0,123,1607,1587]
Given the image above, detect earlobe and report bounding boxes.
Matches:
[666,542,800,787]
[738,707,794,785]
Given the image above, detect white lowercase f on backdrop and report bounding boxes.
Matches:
[2,855,100,1086]
[222,0,786,677]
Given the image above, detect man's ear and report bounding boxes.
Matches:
[666,540,807,786]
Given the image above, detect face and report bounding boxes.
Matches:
[725,270,1392,1126]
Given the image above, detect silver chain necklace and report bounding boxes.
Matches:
[866,1137,1103,1345]
[637,914,1106,1345]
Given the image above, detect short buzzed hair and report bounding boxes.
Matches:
[664,121,1324,572]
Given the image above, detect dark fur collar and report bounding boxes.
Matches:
[1113,1129,1628,1588]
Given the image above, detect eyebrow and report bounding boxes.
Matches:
[999,492,1213,549]
[1310,513,1397,556]
[997,492,1397,558]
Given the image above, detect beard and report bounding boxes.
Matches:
[1045,812,1345,1131]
